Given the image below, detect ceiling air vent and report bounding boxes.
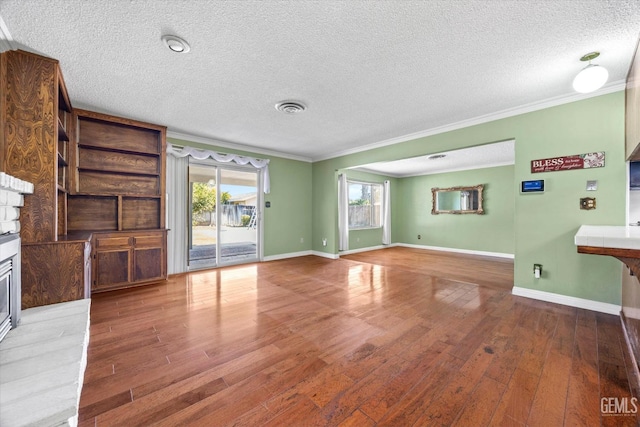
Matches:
[275,101,306,114]
[428,154,447,160]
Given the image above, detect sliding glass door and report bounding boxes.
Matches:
[188,160,260,269]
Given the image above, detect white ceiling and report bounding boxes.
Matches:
[353,139,514,177]
[1,1,639,162]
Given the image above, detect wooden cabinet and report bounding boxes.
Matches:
[68,109,166,232]
[21,239,91,308]
[92,230,167,292]
[1,51,168,303]
[0,50,87,309]
[68,110,168,292]
[0,50,68,242]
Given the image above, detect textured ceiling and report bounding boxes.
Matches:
[1,1,639,162]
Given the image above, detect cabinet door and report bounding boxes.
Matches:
[132,233,165,282]
[94,249,131,289]
[133,247,163,282]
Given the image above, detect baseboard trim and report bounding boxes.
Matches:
[263,250,313,262]
[620,311,640,386]
[512,286,621,315]
[311,250,340,260]
[397,243,514,259]
[339,244,394,256]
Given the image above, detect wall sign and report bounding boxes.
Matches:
[531,152,605,173]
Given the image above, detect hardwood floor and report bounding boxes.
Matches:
[78,247,639,426]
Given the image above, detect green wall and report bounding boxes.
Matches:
[312,92,626,304]
[168,137,313,257]
[397,165,515,254]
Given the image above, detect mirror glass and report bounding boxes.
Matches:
[432,185,484,214]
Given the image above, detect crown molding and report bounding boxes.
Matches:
[313,82,626,162]
[166,130,312,163]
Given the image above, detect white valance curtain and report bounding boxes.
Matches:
[167,144,271,193]
[382,180,391,245]
[338,173,349,251]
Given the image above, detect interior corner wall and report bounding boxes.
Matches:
[396,165,515,255]
[312,91,626,305]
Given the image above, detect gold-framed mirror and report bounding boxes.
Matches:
[431,184,484,215]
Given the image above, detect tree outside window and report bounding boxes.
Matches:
[192,182,231,226]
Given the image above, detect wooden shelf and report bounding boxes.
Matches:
[58,117,69,142]
[58,152,68,167]
[57,184,68,193]
[77,167,159,178]
[77,143,160,158]
[71,192,161,199]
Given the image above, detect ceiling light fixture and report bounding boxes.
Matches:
[428,154,446,160]
[275,101,306,114]
[161,35,190,53]
[572,52,608,93]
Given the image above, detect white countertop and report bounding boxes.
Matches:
[574,225,640,250]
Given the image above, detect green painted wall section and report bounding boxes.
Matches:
[167,137,313,257]
[397,165,515,254]
[312,92,626,305]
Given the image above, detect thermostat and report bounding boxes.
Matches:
[521,179,545,193]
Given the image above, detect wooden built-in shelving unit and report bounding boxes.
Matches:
[70,109,167,293]
[0,50,168,307]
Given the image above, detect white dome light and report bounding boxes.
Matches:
[161,35,191,53]
[572,52,608,93]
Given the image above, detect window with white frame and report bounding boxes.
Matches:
[348,181,382,229]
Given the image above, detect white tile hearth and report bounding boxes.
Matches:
[0,299,90,427]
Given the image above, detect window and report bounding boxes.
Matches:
[348,181,382,229]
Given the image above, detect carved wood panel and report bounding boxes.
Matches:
[21,241,89,309]
[2,51,58,242]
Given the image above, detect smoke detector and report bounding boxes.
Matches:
[275,101,306,114]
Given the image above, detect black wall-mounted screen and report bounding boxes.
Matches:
[521,180,545,193]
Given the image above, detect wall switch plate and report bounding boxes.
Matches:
[586,180,597,191]
[580,197,596,210]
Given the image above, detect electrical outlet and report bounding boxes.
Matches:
[300,237,304,243]
[417,234,421,239]
[322,238,327,246]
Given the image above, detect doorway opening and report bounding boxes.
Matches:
[188,161,260,269]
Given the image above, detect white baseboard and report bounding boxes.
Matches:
[339,244,394,256]
[397,243,514,259]
[311,250,340,260]
[512,286,621,315]
[263,250,312,262]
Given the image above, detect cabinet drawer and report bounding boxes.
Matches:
[95,235,132,248]
[133,235,163,248]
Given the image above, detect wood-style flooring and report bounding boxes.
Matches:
[78,247,639,426]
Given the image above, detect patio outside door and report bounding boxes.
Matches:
[188,161,260,269]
